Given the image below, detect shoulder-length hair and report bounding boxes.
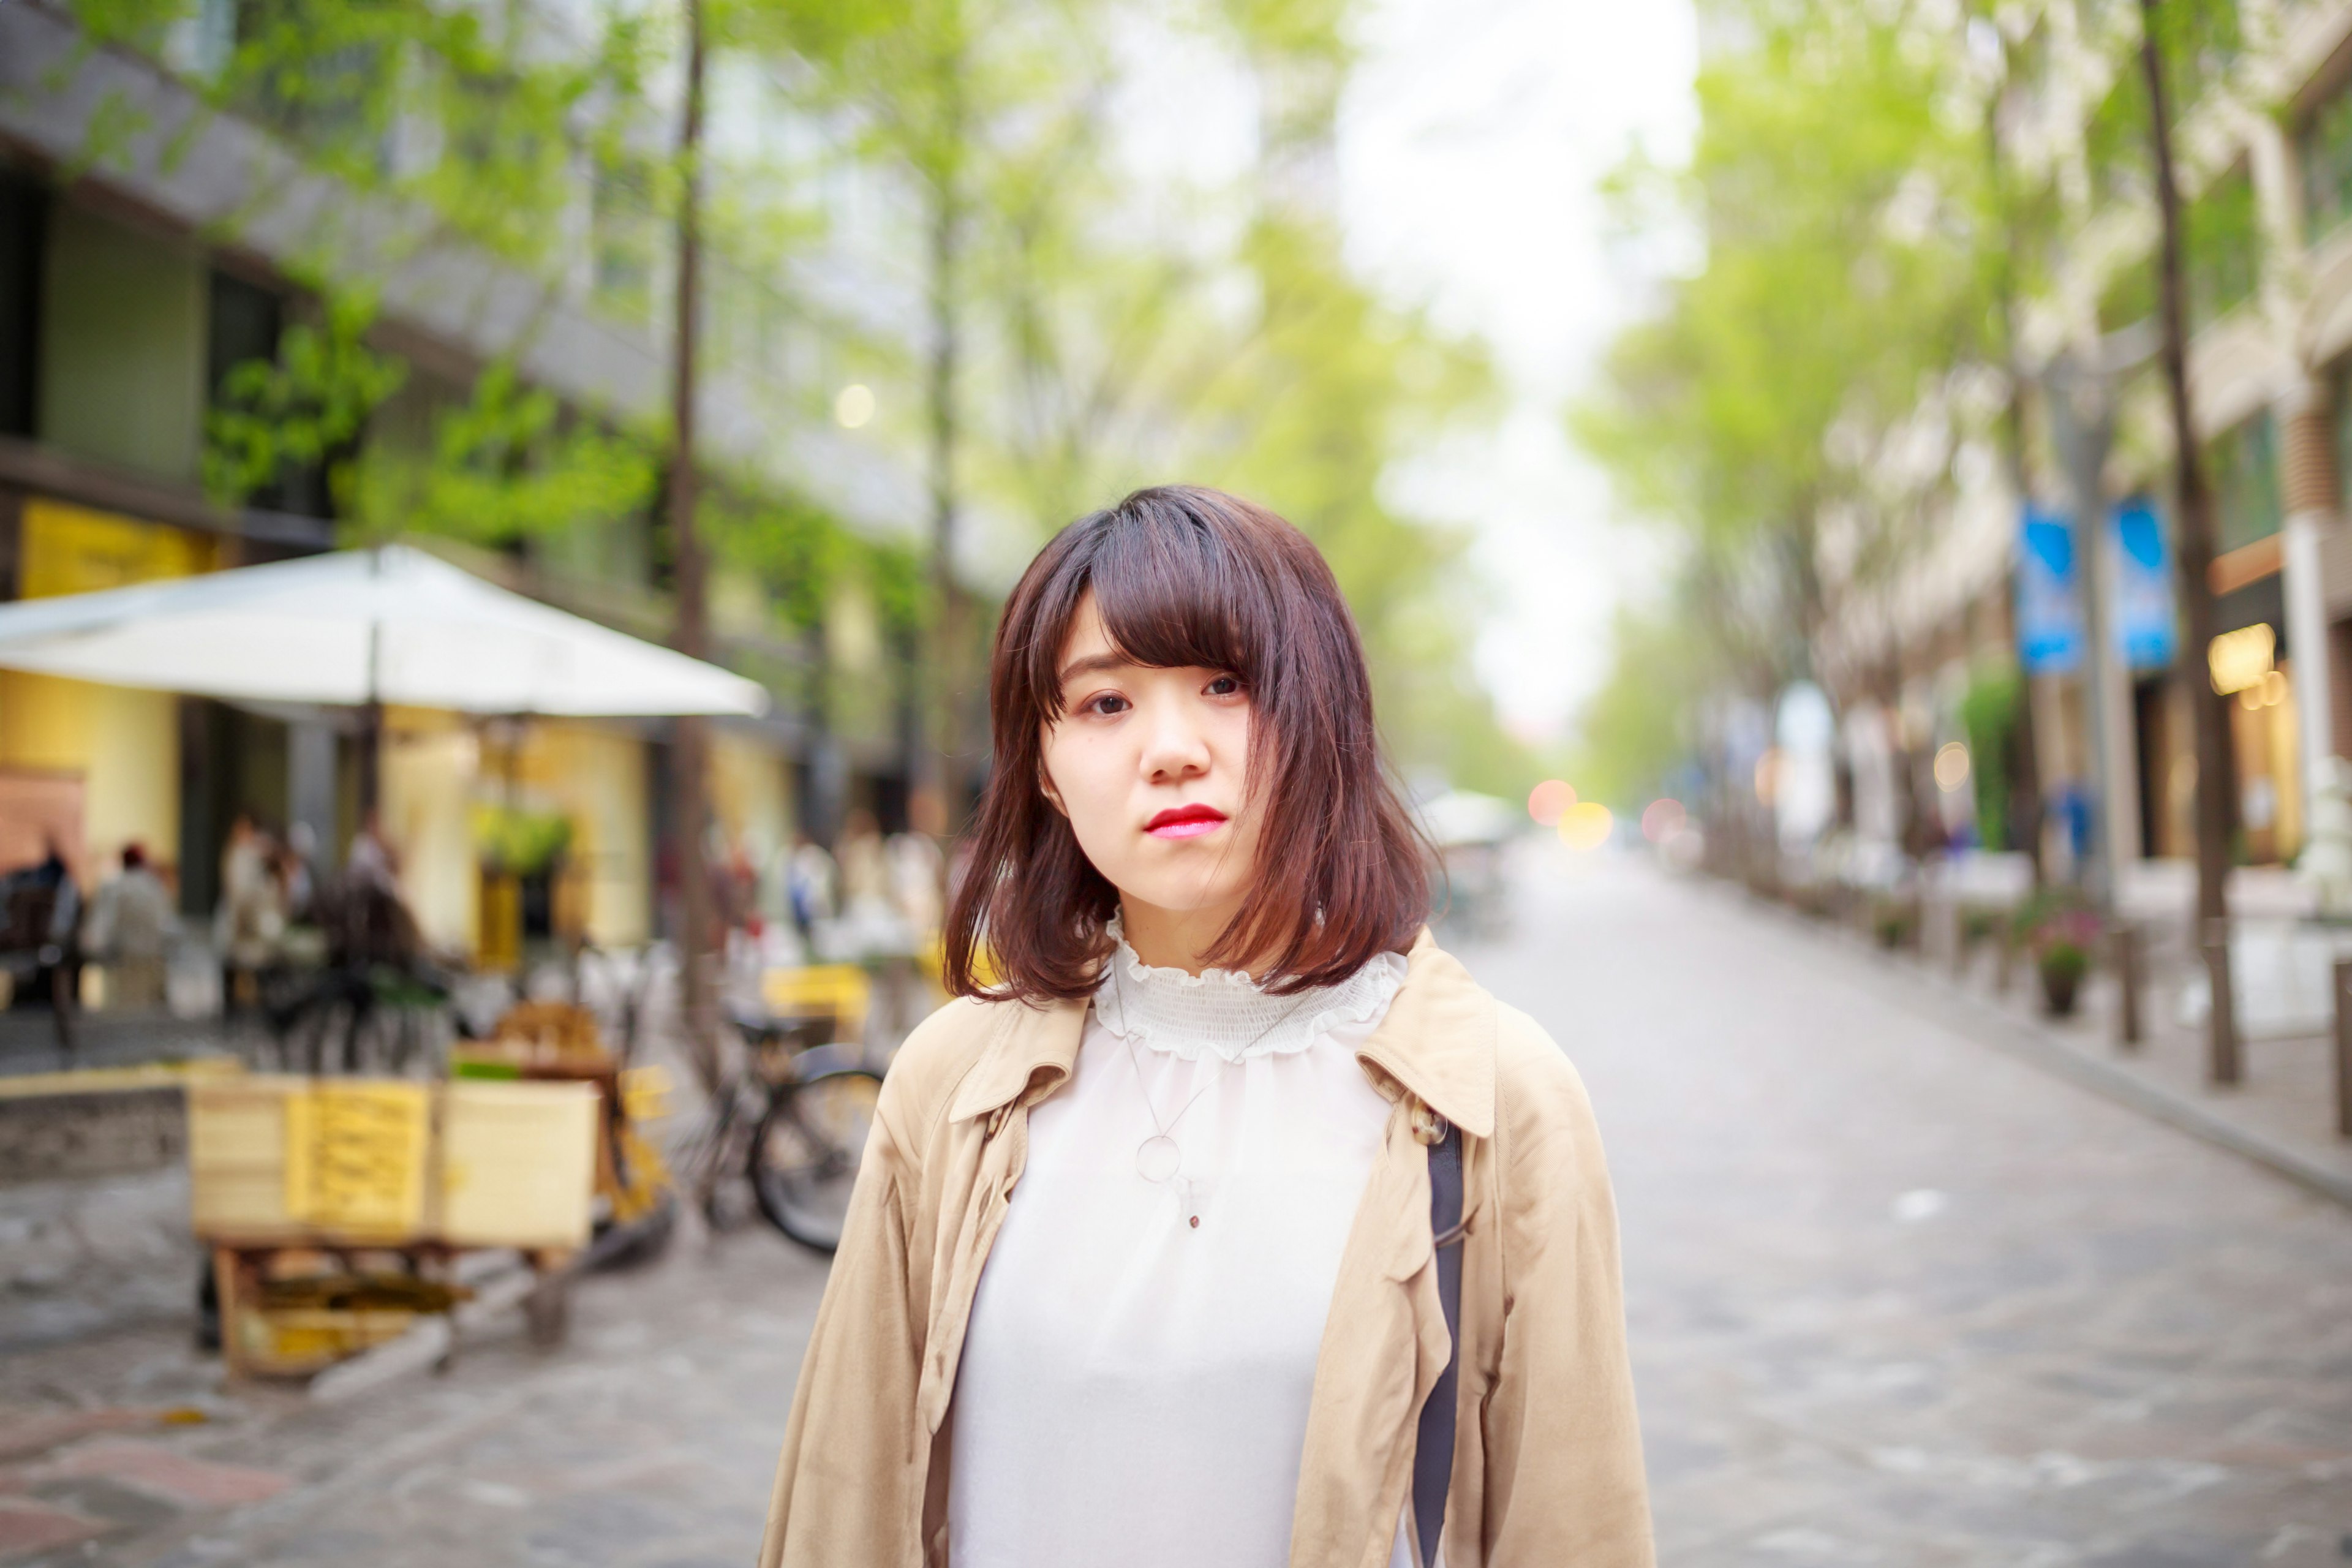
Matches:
[943,484,1431,1003]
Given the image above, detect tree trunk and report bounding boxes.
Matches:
[1983,96,2046,880]
[668,0,719,1091]
[2138,0,2239,1083]
[914,44,967,841]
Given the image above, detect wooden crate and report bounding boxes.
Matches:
[192,1077,431,1243]
[232,1304,419,1377]
[435,1080,598,1248]
[194,1076,594,1250]
[211,1247,424,1378]
[187,1076,304,1240]
[285,1080,431,1239]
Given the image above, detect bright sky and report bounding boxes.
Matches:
[1336,0,1698,746]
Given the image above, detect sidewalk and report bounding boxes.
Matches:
[1740,883,2352,1209]
[0,1012,234,1079]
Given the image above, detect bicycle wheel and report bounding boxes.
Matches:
[749,1070,881,1253]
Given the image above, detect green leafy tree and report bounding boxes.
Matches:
[1570,0,2009,794]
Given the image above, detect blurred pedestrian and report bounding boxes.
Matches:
[757,488,1653,1567]
[82,842,176,1010]
[884,829,943,944]
[785,831,838,945]
[2,836,81,1026]
[214,815,284,1013]
[832,809,903,957]
[347,811,399,894]
[278,821,319,923]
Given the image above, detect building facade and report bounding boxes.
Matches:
[0,0,930,971]
[1819,0,2352,886]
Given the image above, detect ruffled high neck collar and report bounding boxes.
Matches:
[1091,919,1406,1063]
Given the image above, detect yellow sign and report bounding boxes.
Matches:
[2208,624,2275,695]
[283,1082,431,1237]
[20,498,218,600]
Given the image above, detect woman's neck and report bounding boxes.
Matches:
[1117,897,1251,978]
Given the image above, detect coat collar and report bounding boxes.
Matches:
[944,927,1496,1138]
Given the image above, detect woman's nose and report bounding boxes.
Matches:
[1139,703,1212,780]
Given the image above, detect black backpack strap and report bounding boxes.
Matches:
[1413,1120,1466,1567]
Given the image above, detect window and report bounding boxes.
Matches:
[0,164,45,439]
[2332,360,2352,517]
[2301,80,2352,241]
[2211,411,2282,554]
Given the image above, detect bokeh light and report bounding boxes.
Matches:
[1640,797,1685,843]
[1559,800,1613,851]
[1527,779,1574,827]
[834,383,876,428]
[1932,742,1970,793]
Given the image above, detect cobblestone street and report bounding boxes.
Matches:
[6,853,2350,1566]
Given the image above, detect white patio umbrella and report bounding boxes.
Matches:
[0,544,766,717]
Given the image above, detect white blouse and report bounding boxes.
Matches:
[948,930,1420,1568]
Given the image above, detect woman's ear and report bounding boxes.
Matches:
[1039,767,1068,818]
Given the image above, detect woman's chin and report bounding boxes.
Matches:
[1114,878,1248,923]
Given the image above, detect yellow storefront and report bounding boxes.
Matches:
[0,499,216,883]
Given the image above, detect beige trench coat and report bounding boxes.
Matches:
[756,929,1654,1568]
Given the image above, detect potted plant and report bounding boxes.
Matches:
[2013,887,2100,1017]
[1871,894,1917,951]
[2036,937,2089,1016]
[473,806,575,970]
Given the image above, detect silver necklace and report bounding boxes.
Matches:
[1110,954,1318,1229]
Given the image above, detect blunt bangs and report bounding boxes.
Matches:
[1063,508,1264,708]
[945,484,1433,1004]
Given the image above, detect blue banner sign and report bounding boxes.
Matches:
[2016,508,2082,674]
[2111,500,2177,671]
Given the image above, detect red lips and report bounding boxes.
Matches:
[1145,804,1229,839]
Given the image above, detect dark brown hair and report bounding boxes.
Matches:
[943,484,1431,1002]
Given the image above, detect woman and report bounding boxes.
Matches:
[758,486,1652,1568]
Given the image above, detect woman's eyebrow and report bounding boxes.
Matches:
[1056,651,1132,687]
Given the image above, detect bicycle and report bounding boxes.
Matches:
[663,1012,881,1253]
[262,960,452,1075]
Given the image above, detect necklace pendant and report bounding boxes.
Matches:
[1136,1134,1181,1184]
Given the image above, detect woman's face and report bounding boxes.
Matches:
[1039,594,1262,929]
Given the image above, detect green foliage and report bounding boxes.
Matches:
[77,0,1525,789]
[203,292,407,510]
[349,363,659,549]
[2079,0,2260,334]
[2148,0,2245,108]
[1567,600,1708,810]
[1957,662,2019,851]
[1568,0,2007,795]
[473,803,573,874]
[1575,1,1997,558]
[2037,939,2089,984]
[2187,166,2260,325]
[2086,61,2150,209]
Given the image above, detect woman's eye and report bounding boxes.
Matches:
[1205,675,1242,697]
[1086,693,1131,716]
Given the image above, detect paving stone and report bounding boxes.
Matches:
[29,1476,181,1532]
[0,1496,105,1557]
[43,1442,288,1508]
[0,1412,149,1464]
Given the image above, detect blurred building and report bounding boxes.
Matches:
[0,0,936,968]
[1817,1,2352,883]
